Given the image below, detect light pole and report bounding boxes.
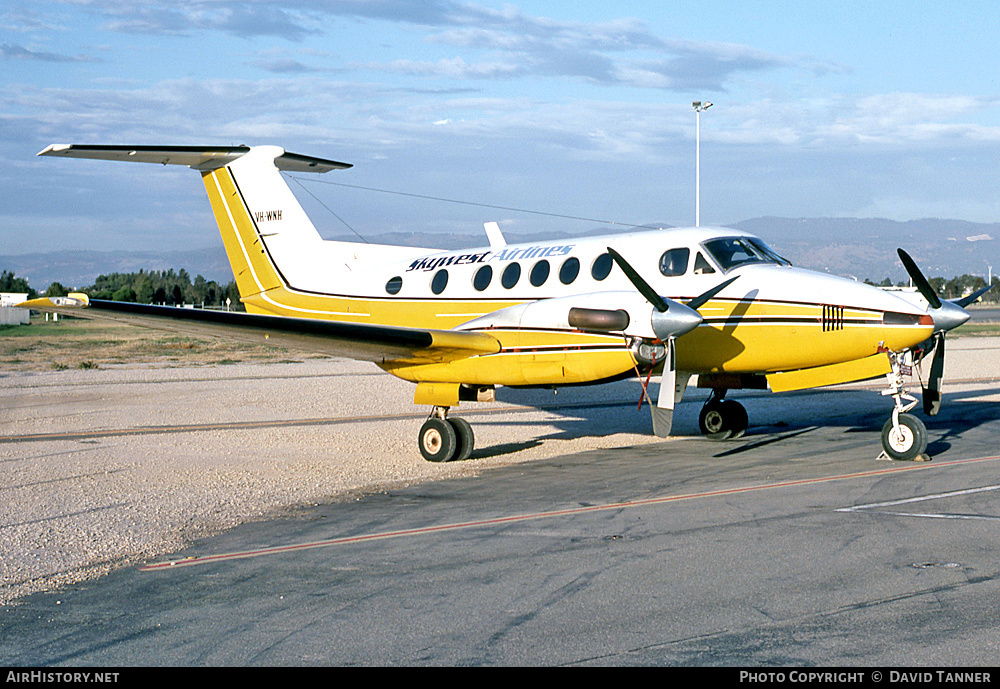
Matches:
[693,101,712,227]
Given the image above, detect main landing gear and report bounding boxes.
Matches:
[418,406,474,462]
[698,390,748,440]
[878,349,929,461]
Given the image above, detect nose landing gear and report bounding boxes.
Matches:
[878,350,929,461]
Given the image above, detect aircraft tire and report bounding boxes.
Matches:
[419,418,457,462]
[880,413,928,461]
[699,399,733,440]
[448,417,475,462]
[722,400,749,439]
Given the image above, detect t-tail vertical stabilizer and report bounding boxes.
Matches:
[37,144,356,312]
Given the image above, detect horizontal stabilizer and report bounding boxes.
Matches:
[37,144,351,173]
[18,297,498,365]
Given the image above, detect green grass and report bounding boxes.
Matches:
[1,315,301,371]
[951,322,1000,337]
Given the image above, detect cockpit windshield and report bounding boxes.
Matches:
[701,236,791,272]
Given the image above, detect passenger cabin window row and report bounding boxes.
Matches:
[385,252,620,295]
[384,238,788,295]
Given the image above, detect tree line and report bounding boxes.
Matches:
[2,269,241,309]
[864,274,1000,303]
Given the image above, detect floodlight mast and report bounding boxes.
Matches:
[693,101,712,227]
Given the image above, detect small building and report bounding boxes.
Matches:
[1,293,31,325]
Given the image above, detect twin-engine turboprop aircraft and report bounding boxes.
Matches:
[26,144,990,462]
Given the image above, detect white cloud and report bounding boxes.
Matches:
[364,57,524,80]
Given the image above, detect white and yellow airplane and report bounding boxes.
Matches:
[25,144,991,462]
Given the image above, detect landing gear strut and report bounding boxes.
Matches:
[878,350,929,461]
[699,390,749,440]
[418,406,474,462]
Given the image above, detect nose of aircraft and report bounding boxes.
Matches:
[931,299,971,333]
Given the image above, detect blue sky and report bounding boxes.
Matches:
[3,0,1000,255]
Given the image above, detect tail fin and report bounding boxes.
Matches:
[37,144,352,303]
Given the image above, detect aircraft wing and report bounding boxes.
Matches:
[18,295,499,365]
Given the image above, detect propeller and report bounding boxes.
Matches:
[897,248,942,309]
[922,333,945,416]
[955,283,995,308]
[607,247,738,436]
[896,248,994,415]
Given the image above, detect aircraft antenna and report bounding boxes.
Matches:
[286,172,370,244]
[290,176,663,232]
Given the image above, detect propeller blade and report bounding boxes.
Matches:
[897,248,942,309]
[607,247,669,313]
[686,275,739,311]
[954,283,995,308]
[922,333,945,416]
[651,339,676,438]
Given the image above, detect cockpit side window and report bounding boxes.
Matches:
[658,248,690,277]
[693,252,716,274]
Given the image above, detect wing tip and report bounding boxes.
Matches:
[17,293,90,310]
[37,144,71,157]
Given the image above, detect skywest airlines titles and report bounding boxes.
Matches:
[406,244,575,272]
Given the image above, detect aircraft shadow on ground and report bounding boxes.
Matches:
[475,382,1000,461]
[831,395,1000,460]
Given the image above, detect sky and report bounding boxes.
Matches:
[3,0,1000,255]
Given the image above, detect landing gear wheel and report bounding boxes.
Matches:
[880,413,928,461]
[699,398,747,440]
[448,417,475,462]
[699,400,730,440]
[723,400,749,439]
[418,417,457,463]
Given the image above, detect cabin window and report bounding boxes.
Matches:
[473,265,492,291]
[559,257,580,284]
[530,260,550,287]
[693,252,716,274]
[385,276,403,294]
[501,262,521,289]
[431,269,448,295]
[591,253,613,281]
[658,248,690,277]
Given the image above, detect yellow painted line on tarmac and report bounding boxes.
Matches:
[139,453,1000,572]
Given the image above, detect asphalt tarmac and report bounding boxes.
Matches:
[3,367,1000,665]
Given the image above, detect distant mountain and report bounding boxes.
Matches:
[2,218,995,291]
[733,218,998,283]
